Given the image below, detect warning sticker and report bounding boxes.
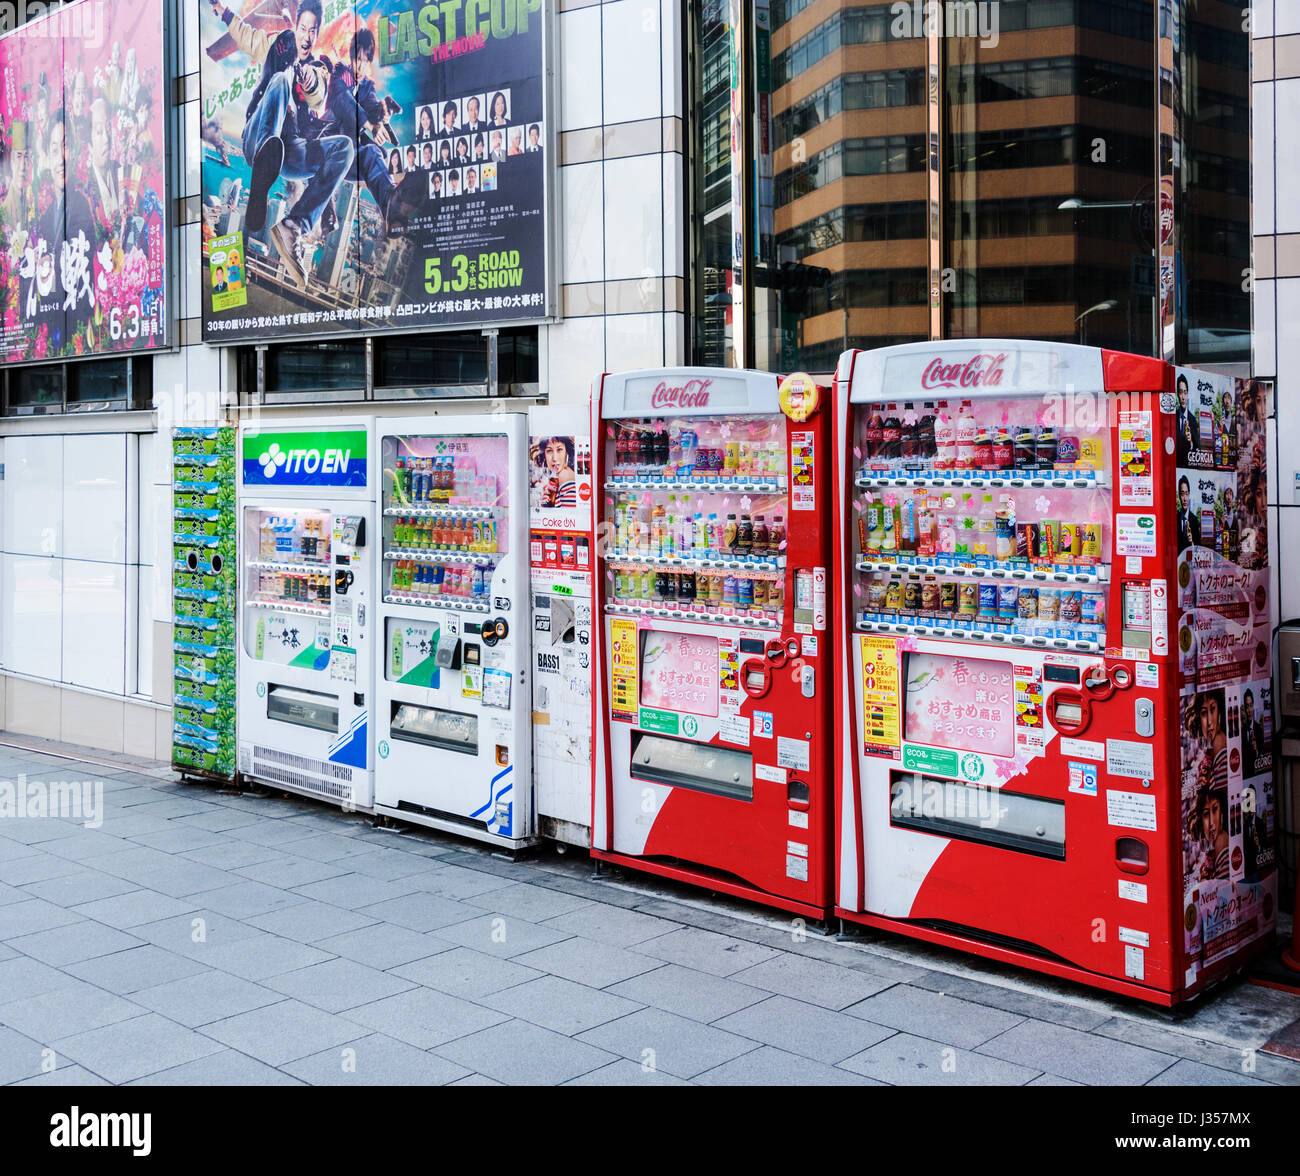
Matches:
[1118,879,1148,904]
[788,810,809,829]
[719,714,750,747]
[791,432,815,512]
[785,854,809,882]
[1059,736,1104,761]
[860,635,901,759]
[1124,944,1145,981]
[755,763,786,784]
[610,618,639,722]
[1117,411,1154,506]
[1106,789,1158,831]
[1067,760,1098,797]
[777,737,810,772]
[1107,738,1155,780]
[1118,926,1150,948]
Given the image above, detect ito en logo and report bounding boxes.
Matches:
[378,740,390,759]
[960,753,984,782]
[259,443,288,479]
[682,715,699,737]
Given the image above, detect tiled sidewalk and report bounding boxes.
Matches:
[1,738,1298,1086]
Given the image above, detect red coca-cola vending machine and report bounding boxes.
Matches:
[591,368,834,918]
[832,340,1276,1004]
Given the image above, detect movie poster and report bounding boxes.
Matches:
[0,0,169,364]
[199,0,551,343]
[1175,370,1276,982]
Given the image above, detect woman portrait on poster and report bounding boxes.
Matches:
[490,91,509,126]
[417,105,434,140]
[388,148,402,178]
[455,136,469,164]
[538,436,577,508]
[1190,785,1230,881]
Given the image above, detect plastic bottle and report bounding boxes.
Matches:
[934,401,955,470]
[974,494,996,559]
[956,400,977,469]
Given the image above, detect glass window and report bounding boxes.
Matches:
[265,341,367,393]
[8,365,65,414]
[68,359,129,406]
[376,333,487,387]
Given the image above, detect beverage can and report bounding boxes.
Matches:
[903,577,922,613]
[1079,523,1102,561]
[978,583,999,617]
[885,578,904,612]
[738,576,754,608]
[1037,587,1059,621]
[958,582,979,616]
[1059,590,1082,623]
[1081,590,1106,625]
[998,584,1019,620]
[1017,587,1038,618]
[939,581,958,613]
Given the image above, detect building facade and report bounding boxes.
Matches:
[0,0,1260,754]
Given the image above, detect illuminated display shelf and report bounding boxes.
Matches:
[606,552,786,575]
[604,478,787,494]
[383,504,498,519]
[384,593,491,614]
[383,549,497,567]
[244,598,330,618]
[607,601,781,630]
[855,557,1109,585]
[856,616,1103,653]
[855,471,1108,491]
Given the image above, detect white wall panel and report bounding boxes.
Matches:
[560,6,604,130]
[61,559,128,695]
[1276,80,1300,234]
[1254,277,1276,377]
[3,555,62,679]
[544,317,606,404]
[63,435,127,563]
[606,312,665,372]
[562,162,604,285]
[602,1,663,126]
[660,0,683,120]
[1254,82,1275,237]
[4,436,63,558]
[603,154,663,280]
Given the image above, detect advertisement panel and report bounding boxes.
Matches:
[0,0,169,364]
[1174,370,1275,982]
[199,0,551,343]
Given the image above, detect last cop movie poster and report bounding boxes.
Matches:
[199,0,551,342]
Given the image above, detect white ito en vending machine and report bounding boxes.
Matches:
[236,421,377,811]
[371,413,533,849]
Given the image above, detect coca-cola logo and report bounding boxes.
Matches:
[651,379,713,409]
[920,353,1008,391]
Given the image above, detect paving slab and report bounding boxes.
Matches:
[841,1032,1042,1086]
[315,922,452,970]
[389,946,542,999]
[10,920,145,967]
[631,926,782,977]
[513,936,663,989]
[844,984,1025,1049]
[200,999,363,1066]
[64,945,209,995]
[130,970,284,1027]
[478,975,644,1036]
[728,952,897,1010]
[975,1018,1179,1085]
[51,1013,226,1085]
[129,1049,305,1086]
[713,995,898,1064]
[282,1033,471,1086]
[576,1007,758,1080]
[437,1019,617,1085]
[696,1045,886,1086]
[264,957,417,1012]
[342,987,510,1050]
[607,963,769,1023]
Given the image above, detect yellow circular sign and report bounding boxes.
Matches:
[778,372,820,422]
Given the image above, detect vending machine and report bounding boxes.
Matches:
[528,403,597,848]
[371,414,533,849]
[591,368,834,919]
[236,421,376,811]
[832,340,1276,1005]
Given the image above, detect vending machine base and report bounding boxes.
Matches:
[594,850,828,922]
[836,910,1274,1007]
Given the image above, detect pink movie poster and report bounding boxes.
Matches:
[904,652,1016,759]
[0,0,168,365]
[640,631,719,717]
